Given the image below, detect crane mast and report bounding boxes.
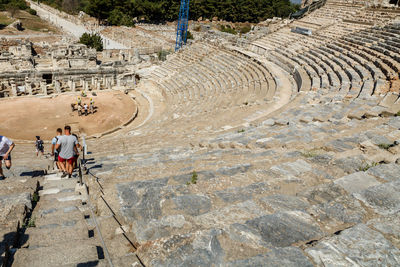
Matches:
[175,0,190,51]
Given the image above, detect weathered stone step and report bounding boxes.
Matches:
[35,198,83,211]
[23,220,92,247]
[35,206,86,226]
[40,191,84,203]
[13,240,102,267]
[42,177,79,190]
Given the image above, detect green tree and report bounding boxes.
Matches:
[32,0,300,24]
[108,9,134,26]
[6,2,19,18]
[85,0,111,22]
[79,32,103,51]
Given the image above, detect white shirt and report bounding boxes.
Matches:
[0,136,13,156]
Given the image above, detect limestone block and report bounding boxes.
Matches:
[354,180,400,216]
[367,163,400,182]
[244,211,324,247]
[334,172,380,194]
[229,247,313,267]
[306,224,400,266]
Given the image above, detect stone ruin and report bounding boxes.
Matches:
[49,43,97,69]
[0,39,141,98]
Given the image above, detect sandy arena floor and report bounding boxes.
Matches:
[0,91,136,141]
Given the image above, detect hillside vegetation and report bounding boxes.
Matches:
[39,0,299,25]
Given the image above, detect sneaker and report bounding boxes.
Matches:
[0,176,5,180]
[61,172,67,178]
[68,174,72,179]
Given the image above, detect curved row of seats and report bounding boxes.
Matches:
[314,0,400,24]
[250,17,400,103]
[150,43,280,120]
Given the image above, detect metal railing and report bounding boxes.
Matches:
[290,0,327,19]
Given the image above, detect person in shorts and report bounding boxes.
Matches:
[51,128,63,171]
[35,136,44,157]
[56,126,79,178]
[0,136,15,179]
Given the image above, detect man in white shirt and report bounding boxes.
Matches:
[0,135,15,179]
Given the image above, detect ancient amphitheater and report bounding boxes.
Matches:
[1,0,400,266]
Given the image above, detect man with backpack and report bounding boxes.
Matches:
[35,136,44,157]
[56,125,79,178]
[0,135,15,180]
[51,128,63,171]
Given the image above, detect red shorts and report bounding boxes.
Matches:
[58,156,75,165]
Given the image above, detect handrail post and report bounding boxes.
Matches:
[78,160,83,186]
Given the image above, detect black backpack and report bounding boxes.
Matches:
[37,140,44,150]
[54,137,61,153]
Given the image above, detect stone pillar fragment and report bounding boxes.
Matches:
[68,79,76,92]
[55,80,61,93]
[11,83,17,96]
[25,82,32,95]
[25,77,32,95]
[40,81,47,95]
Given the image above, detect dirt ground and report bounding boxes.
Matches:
[0,91,136,141]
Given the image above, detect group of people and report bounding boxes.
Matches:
[0,125,82,180]
[72,97,96,117]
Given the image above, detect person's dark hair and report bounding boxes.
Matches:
[64,125,71,131]
[57,128,62,134]
[36,136,40,140]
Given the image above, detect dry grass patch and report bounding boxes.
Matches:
[0,11,58,33]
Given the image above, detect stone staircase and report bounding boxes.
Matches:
[0,154,142,267]
[11,172,106,267]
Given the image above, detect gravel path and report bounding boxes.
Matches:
[28,1,127,49]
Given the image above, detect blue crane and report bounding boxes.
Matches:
[175,0,190,51]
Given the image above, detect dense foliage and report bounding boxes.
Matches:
[39,0,299,25]
[0,0,39,18]
[0,0,28,11]
[79,32,103,51]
